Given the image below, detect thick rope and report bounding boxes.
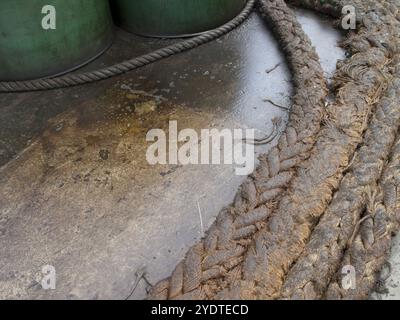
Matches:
[149,0,329,299]
[279,0,400,300]
[217,0,394,300]
[0,0,255,93]
[149,0,400,300]
[326,124,400,300]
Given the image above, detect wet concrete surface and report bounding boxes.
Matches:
[0,10,345,299]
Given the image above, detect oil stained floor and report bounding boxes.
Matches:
[0,10,345,299]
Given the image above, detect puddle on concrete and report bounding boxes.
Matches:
[296,9,345,81]
[0,11,344,299]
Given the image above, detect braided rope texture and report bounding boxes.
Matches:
[217,0,395,300]
[0,0,255,93]
[327,127,400,300]
[325,20,400,299]
[279,0,400,300]
[149,0,400,300]
[149,0,329,299]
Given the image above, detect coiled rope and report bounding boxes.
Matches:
[148,0,400,300]
[0,0,255,93]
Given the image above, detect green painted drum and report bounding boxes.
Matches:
[0,0,114,81]
[111,0,247,37]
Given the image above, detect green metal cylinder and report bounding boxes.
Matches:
[111,0,247,37]
[0,0,114,81]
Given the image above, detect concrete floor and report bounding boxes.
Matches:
[0,10,348,300]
